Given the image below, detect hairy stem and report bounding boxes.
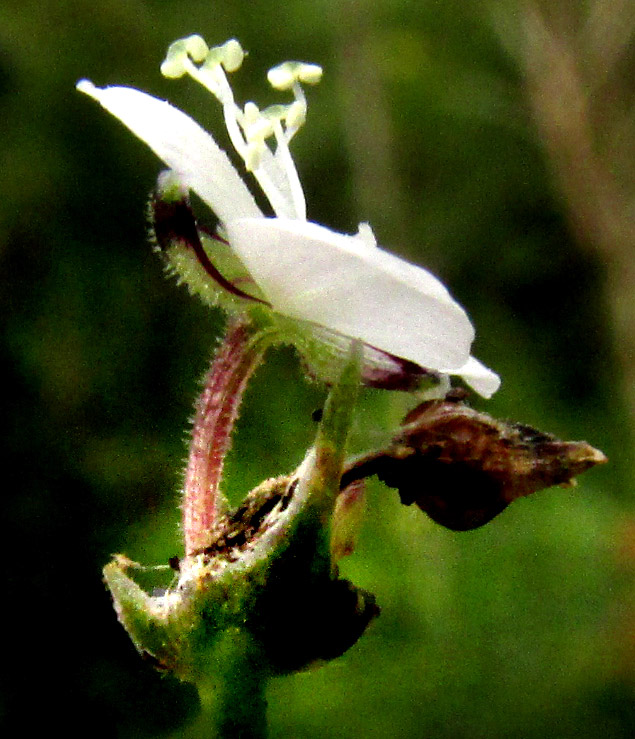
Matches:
[183,318,275,555]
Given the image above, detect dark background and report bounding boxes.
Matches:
[1,1,633,736]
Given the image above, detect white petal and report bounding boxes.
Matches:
[449,355,501,398]
[226,217,475,370]
[77,81,262,225]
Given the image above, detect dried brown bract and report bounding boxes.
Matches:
[342,398,607,530]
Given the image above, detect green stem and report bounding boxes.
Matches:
[309,339,363,522]
[184,628,268,739]
[196,672,267,739]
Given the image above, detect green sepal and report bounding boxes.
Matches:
[103,556,190,674]
[149,171,267,314]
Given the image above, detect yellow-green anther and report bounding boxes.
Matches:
[183,35,210,62]
[220,39,245,72]
[267,61,323,90]
[205,39,245,73]
[161,35,209,78]
[267,62,298,91]
[297,63,323,85]
[160,44,190,79]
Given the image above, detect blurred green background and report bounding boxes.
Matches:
[1,0,633,736]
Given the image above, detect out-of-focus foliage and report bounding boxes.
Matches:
[0,0,632,736]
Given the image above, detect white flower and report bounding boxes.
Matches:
[77,36,499,397]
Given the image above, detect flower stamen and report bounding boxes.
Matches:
[160,37,323,220]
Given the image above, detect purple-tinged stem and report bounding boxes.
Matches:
[183,318,272,555]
